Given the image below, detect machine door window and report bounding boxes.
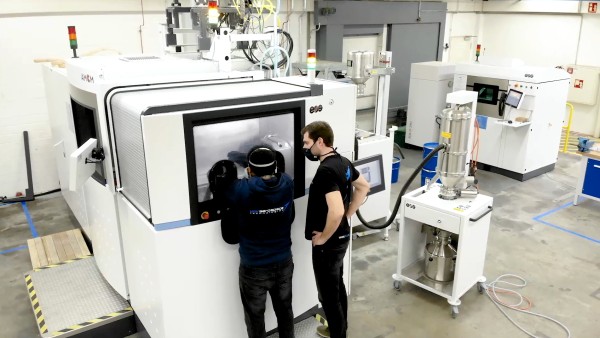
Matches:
[184,102,304,225]
[71,98,105,182]
[192,113,295,204]
[72,98,98,147]
[473,83,499,106]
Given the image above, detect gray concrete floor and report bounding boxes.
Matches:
[2,150,600,337]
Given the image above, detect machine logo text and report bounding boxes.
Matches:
[309,104,323,114]
[81,74,95,83]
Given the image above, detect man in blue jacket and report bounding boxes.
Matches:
[222,146,296,338]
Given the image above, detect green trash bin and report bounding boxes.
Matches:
[394,126,406,148]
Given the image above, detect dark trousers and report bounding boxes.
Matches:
[239,258,295,338]
[312,240,349,338]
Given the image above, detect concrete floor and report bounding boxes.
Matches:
[2,150,600,338]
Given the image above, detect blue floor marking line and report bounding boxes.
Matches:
[534,202,573,219]
[0,245,28,255]
[21,202,39,238]
[533,202,600,245]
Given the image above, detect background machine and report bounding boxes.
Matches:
[453,63,570,181]
[346,50,396,240]
[393,91,494,318]
[405,61,570,181]
[405,61,455,148]
[43,55,358,337]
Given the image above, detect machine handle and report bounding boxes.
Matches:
[594,165,600,169]
[498,92,507,117]
[469,206,493,222]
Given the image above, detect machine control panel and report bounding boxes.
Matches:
[509,81,538,96]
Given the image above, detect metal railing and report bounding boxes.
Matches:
[561,103,575,153]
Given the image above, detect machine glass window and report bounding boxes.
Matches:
[353,154,385,195]
[473,83,499,106]
[192,113,295,203]
[71,98,105,182]
[505,89,523,108]
[71,98,98,147]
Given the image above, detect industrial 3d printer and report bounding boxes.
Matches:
[42,55,369,337]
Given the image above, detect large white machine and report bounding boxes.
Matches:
[406,61,570,181]
[42,55,360,337]
[406,61,455,148]
[453,63,570,181]
[393,91,494,318]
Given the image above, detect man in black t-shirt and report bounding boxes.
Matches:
[301,121,370,338]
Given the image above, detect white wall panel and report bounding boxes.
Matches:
[479,14,580,67]
[482,0,580,13]
[577,16,600,67]
[0,13,164,197]
[1,0,168,15]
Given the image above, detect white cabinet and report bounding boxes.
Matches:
[393,185,493,317]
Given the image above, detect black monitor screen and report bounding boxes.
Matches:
[505,89,523,108]
[473,83,499,106]
[353,154,385,196]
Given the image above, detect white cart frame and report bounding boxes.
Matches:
[392,185,493,317]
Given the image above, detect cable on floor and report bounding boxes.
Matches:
[484,274,571,338]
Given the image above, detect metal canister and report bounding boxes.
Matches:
[437,104,472,200]
[346,51,374,95]
[424,230,457,282]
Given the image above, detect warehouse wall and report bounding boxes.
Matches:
[0,0,314,198]
[2,0,599,198]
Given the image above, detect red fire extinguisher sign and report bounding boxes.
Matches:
[589,2,598,13]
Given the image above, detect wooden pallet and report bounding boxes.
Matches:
[26,229,91,269]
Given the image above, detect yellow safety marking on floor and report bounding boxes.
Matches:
[34,255,92,272]
[50,307,133,337]
[315,313,328,327]
[24,273,48,334]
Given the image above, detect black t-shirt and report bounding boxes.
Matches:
[305,153,360,246]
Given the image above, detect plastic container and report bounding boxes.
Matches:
[391,157,401,183]
[421,169,440,187]
[422,142,439,171]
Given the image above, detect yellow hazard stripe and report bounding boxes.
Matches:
[25,274,48,334]
[34,255,92,271]
[51,307,133,336]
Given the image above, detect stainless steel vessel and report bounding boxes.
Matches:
[424,230,457,282]
[347,51,374,95]
[437,104,472,200]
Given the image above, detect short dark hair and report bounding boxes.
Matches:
[247,146,277,177]
[301,121,334,147]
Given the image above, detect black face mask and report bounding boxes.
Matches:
[303,143,319,161]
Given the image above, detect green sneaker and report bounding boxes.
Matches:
[316,325,330,338]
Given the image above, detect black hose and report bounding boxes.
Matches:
[393,142,405,160]
[356,143,446,230]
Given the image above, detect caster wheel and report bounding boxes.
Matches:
[393,280,401,291]
[383,236,389,241]
[477,282,485,294]
[451,306,459,319]
[352,234,358,240]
